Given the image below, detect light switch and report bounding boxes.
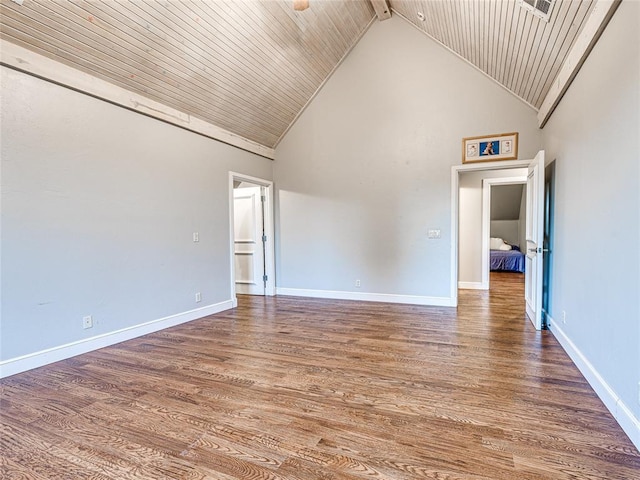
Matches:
[193,232,199,242]
[428,229,441,239]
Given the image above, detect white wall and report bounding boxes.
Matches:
[490,184,525,248]
[0,67,273,367]
[543,0,639,445]
[458,168,527,284]
[490,220,519,246]
[275,15,541,303]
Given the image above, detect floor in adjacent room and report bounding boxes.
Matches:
[2,272,638,479]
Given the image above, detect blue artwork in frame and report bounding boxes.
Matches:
[462,132,518,163]
[479,140,500,156]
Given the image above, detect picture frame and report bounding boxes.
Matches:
[462,132,518,163]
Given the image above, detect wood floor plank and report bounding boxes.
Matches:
[1,272,638,479]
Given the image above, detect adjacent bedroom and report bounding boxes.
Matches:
[489,184,527,275]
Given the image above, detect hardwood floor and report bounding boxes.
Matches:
[2,273,639,479]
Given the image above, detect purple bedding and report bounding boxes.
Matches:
[490,248,525,273]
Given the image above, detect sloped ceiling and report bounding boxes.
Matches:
[491,184,524,220]
[0,0,376,150]
[391,0,595,110]
[0,0,607,156]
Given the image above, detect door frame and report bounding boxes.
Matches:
[233,186,266,296]
[229,172,276,305]
[541,161,555,326]
[481,176,527,289]
[450,159,532,307]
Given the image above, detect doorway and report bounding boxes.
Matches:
[451,155,546,329]
[481,177,527,290]
[229,173,275,304]
[456,167,527,291]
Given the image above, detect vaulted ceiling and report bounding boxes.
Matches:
[0,0,615,158]
[392,0,595,109]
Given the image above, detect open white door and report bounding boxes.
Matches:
[233,186,265,295]
[525,151,545,329]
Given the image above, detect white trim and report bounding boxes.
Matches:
[450,167,460,307]
[0,300,234,379]
[451,159,532,305]
[548,315,640,450]
[229,172,276,298]
[458,281,488,290]
[276,287,455,307]
[481,176,527,287]
[453,159,531,173]
[537,0,621,127]
[0,40,275,160]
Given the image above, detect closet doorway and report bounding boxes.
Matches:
[229,173,275,303]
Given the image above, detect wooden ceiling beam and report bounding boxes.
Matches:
[370,0,391,21]
[537,0,621,127]
[0,40,276,159]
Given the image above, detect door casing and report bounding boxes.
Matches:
[228,172,275,305]
[451,158,535,308]
[481,176,527,289]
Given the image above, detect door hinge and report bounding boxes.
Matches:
[263,274,268,282]
[261,195,266,203]
[262,234,267,243]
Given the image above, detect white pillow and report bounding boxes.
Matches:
[490,237,504,249]
[498,243,512,251]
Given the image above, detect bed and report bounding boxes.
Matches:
[490,237,525,273]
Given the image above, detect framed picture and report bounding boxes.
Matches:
[462,132,518,163]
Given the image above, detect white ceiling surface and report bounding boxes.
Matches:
[0,0,598,153]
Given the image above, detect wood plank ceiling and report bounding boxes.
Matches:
[391,0,596,110]
[0,0,376,150]
[0,0,596,153]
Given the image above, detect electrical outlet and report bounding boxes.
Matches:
[355,279,361,288]
[562,310,566,324]
[195,292,202,303]
[83,315,93,329]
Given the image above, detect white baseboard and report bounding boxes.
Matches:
[0,300,235,379]
[548,315,640,450]
[458,281,489,290]
[276,287,456,307]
